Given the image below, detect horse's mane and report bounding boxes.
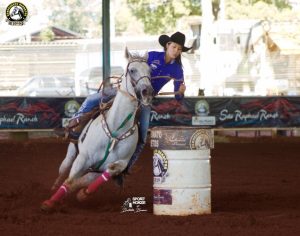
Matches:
[128,52,148,62]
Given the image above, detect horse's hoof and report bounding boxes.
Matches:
[40,200,55,213]
[76,188,91,202]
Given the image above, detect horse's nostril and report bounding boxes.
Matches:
[142,89,148,97]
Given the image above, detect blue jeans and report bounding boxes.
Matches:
[126,104,151,171]
[75,86,117,117]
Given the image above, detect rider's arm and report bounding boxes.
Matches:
[173,68,185,101]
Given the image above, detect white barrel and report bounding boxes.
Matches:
[150,126,214,216]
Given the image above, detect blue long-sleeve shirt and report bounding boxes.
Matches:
[148,51,184,100]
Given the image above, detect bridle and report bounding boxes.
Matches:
[125,59,151,88]
[122,59,152,101]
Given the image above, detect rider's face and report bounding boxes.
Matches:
[166,42,182,60]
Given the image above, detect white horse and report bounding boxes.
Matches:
[41,48,153,212]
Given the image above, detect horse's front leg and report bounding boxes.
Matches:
[76,159,128,202]
[41,152,90,212]
[51,143,77,191]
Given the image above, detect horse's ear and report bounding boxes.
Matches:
[143,51,149,61]
[125,47,132,61]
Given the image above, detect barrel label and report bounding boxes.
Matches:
[189,129,214,150]
[151,128,214,150]
[153,189,172,205]
[153,150,168,184]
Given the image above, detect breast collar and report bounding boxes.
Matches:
[100,114,137,142]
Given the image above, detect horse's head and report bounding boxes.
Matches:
[10,7,18,16]
[125,48,154,106]
[10,6,24,19]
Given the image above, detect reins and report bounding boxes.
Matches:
[117,87,137,101]
[151,75,182,82]
[99,72,183,98]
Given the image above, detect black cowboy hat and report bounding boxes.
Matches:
[159,31,192,52]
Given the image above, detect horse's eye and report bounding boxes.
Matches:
[129,68,136,74]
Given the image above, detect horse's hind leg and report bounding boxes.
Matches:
[65,171,102,202]
[107,160,129,176]
[71,172,101,190]
[51,143,77,191]
[87,160,128,192]
[76,160,128,201]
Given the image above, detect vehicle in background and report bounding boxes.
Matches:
[16,66,124,97]
[78,66,124,96]
[17,76,75,97]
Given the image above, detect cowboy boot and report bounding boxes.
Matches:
[53,119,81,141]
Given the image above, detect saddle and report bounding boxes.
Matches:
[55,99,114,143]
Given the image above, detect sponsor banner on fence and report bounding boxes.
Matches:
[0,97,85,129]
[0,96,300,129]
[150,96,300,128]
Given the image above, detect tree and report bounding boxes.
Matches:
[42,0,102,37]
[251,0,291,9]
[224,0,294,20]
[127,0,201,34]
[114,1,144,36]
[40,27,55,41]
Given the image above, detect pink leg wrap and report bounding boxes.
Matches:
[50,184,68,202]
[87,171,110,194]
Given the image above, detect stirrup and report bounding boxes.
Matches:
[54,127,80,141]
[53,127,67,138]
[68,131,80,140]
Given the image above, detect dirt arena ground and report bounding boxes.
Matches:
[0,135,299,236]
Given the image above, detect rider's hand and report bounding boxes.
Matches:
[178,83,186,95]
